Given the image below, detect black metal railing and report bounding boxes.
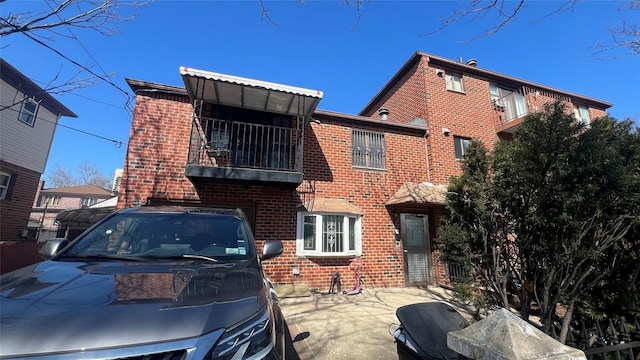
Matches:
[188,117,301,172]
[446,262,470,284]
[553,317,640,359]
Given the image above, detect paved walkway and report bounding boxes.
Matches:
[280,286,474,360]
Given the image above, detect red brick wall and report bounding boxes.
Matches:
[116,93,197,209]
[0,161,40,241]
[297,118,429,289]
[120,89,433,290]
[362,56,611,185]
[0,160,42,273]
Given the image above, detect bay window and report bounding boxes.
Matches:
[297,212,362,256]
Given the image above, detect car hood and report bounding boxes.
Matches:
[0,259,268,357]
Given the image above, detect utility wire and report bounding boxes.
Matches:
[3,106,124,148]
[44,0,133,109]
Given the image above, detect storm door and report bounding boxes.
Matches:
[400,213,432,286]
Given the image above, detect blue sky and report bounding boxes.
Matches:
[2,1,639,184]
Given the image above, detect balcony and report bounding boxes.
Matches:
[186,117,303,186]
[180,66,323,187]
[494,88,529,134]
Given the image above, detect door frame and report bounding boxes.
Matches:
[400,213,433,286]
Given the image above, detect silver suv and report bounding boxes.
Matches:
[0,206,285,360]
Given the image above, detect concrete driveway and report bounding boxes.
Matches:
[280,286,474,360]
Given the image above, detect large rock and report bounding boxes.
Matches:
[447,308,586,360]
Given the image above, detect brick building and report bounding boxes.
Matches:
[117,51,611,290]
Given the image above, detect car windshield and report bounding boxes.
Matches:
[62,211,254,260]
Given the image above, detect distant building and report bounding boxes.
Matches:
[0,58,77,242]
[29,183,113,241]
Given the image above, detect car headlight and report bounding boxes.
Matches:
[208,308,275,360]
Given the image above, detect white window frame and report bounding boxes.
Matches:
[0,172,11,200]
[39,194,61,207]
[445,72,464,93]
[81,197,98,207]
[575,105,590,126]
[454,136,471,160]
[296,212,362,257]
[18,97,39,126]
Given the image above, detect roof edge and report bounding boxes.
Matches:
[359,51,612,115]
[424,53,613,109]
[125,78,188,96]
[1,58,77,118]
[179,66,324,99]
[313,109,427,132]
[359,51,423,116]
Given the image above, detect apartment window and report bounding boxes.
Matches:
[352,130,386,169]
[297,213,361,257]
[39,194,61,207]
[18,97,39,126]
[454,136,471,160]
[0,173,11,200]
[446,72,464,92]
[81,197,98,207]
[490,83,504,108]
[575,105,590,126]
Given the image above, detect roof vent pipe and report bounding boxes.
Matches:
[378,108,389,120]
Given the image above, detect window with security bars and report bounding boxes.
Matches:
[297,213,361,256]
[352,130,386,169]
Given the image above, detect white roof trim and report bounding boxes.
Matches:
[180,66,323,117]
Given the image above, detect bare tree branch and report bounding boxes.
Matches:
[594,1,640,57]
[259,0,366,32]
[0,0,149,107]
[0,0,149,38]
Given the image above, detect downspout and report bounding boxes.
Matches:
[424,130,431,184]
[422,56,432,184]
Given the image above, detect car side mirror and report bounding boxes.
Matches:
[261,240,283,262]
[40,238,69,259]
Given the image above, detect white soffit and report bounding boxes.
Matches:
[180,66,324,117]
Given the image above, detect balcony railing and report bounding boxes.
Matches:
[494,89,528,123]
[188,117,301,173]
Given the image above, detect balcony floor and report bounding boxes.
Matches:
[185,164,303,187]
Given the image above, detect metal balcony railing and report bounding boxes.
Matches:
[493,89,528,123]
[188,117,300,172]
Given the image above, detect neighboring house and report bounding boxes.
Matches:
[30,183,113,239]
[0,58,77,243]
[117,52,611,290]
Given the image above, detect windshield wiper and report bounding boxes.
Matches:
[58,254,145,262]
[182,254,218,263]
[143,254,219,264]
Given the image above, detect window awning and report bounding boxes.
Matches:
[180,66,323,117]
[297,198,363,215]
[386,182,448,207]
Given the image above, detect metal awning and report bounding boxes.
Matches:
[297,198,363,215]
[180,66,323,117]
[386,182,448,207]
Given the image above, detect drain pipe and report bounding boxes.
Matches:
[424,129,431,184]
